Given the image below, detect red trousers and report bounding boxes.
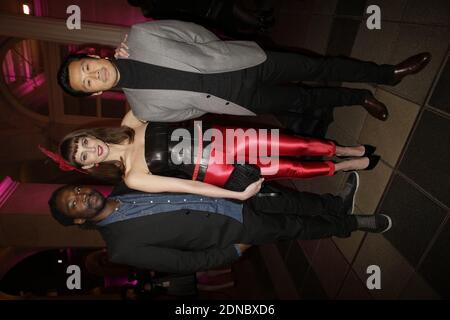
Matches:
[201,126,336,187]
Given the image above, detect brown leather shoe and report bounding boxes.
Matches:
[362,95,388,121]
[392,52,432,85]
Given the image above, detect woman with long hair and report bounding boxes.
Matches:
[51,111,379,201]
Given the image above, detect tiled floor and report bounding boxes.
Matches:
[352,233,415,299]
[231,0,449,300]
[358,88,420,167]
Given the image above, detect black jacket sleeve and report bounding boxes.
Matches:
[110,244,239,273]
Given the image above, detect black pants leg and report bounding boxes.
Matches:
[260,51,395,84]
[242,186,358,243]
[246,51,395,114]
[242,205,358,244]
[249,85,370,114]
[248,184,344,217]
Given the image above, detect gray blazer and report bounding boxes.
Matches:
[120,20,267,122]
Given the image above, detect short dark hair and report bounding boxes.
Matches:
[48,185,98,229]
[57,53,92,97]
[48,185,75,226]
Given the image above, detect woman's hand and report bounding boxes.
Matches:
[239,178,264,200]
[114,34,130,59]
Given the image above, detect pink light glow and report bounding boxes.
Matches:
[3,50,16,83]
[22,41,32,80]
[33,0,43,16]
[22,4,30,15]
[67,44,79,54]
[12,73,45,96]
[0,177,20,209]
[104,277,137,288]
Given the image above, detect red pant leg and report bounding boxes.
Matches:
[203,162,235,187]
[202,126,336,186]
[275,133,336,157]
[212,126,336,161]
[258,158,335,179]
[203,159,335,187]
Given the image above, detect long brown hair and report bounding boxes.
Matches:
[60,126,135,183]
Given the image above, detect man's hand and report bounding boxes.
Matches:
[239,178,264,200]
[237,244,252,253]
[114,34,130,59]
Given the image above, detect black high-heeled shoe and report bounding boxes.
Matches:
[363,155,381,171]
[363,144,376,157]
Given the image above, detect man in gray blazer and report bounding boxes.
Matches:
[57,20,430,122]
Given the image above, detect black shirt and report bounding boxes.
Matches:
[113,58,258,107]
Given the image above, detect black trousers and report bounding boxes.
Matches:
[241,185,357,244]
[245,51,396,114]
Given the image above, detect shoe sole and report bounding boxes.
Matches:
[379,214,392,233]
[350,171,360,215]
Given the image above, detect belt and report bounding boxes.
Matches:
[192,122,209,181]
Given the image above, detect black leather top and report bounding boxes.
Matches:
[144,122,204,180]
